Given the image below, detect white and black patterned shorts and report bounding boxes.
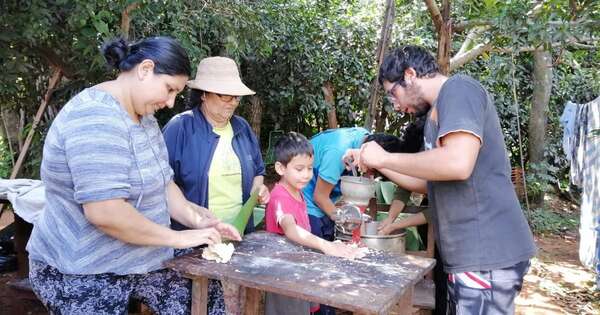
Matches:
[29,259,191,315]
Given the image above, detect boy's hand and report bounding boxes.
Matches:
[322,241,368,259]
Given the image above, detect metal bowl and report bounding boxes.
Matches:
[335,221,406,254]
[340,176,376,205]
[361,230,406,254]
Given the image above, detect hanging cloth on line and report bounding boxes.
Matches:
[0,179,44,224]
[561,97,600,270]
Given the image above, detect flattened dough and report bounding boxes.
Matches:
[202,243,235,263]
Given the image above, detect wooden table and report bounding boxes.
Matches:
[165,232,435,315]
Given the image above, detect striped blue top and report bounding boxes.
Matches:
[26,88,174,275]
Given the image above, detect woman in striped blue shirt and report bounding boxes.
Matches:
[26,36,240,315]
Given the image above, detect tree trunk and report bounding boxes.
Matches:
[528,49,553,208]
[364,0,395,131]
[436,0,452,75]
[248,95,263,142]
[121,2,140,40]
[322,82,338,129]
[1,108,18,165]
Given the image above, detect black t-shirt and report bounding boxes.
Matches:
[424,75,536,273]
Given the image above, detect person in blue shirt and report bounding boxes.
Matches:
[303,127,368,242]
[303,128,403,240]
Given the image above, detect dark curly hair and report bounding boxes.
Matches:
[379,45,439,87]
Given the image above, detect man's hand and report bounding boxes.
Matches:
[343,142,389,173]
[357,141,389,171]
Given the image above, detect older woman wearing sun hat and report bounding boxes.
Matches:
[162,56,269,315]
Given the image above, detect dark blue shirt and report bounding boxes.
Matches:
[163,107,265,233]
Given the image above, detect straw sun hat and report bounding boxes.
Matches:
[186,56,255,96]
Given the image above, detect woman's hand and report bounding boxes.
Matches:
[378,222,400,236]
[189,202,218,220]
[256,184,270,205]
[322,241,368,259]
[171,228,222,249]
[377,216,396,235]
[215,223,242,241]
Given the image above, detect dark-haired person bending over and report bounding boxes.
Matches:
[345,45,536,315]
[26,37,240,315]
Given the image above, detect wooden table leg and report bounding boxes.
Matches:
[244,287,262,315]
[390,286,416,315]
[192,277,209,315]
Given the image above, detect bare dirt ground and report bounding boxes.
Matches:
[0,195,598,314]
[515,232,599,315]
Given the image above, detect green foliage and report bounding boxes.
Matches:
[528,207,579,234]
[526,162,559,201]
[0,135,12,178]
[0,0,598,189]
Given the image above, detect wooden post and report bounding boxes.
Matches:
[243,287,262,315]
[192,277,209,315]
[390,286,416,315]
[364,0,395,131]
[9,69,62,180]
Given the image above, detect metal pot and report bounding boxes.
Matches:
[335,221,406,254]
[340,176,376,205]
[360,231,406,254]
[360,221,406,254]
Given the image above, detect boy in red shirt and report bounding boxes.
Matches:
[265,132,366,315]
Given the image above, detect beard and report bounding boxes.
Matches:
[406,83,430,117]
[413,100,430,117]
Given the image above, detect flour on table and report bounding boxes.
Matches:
[202,243,235,263]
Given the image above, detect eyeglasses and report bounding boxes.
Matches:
[385,82,400,103]
[215,93,241,103]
